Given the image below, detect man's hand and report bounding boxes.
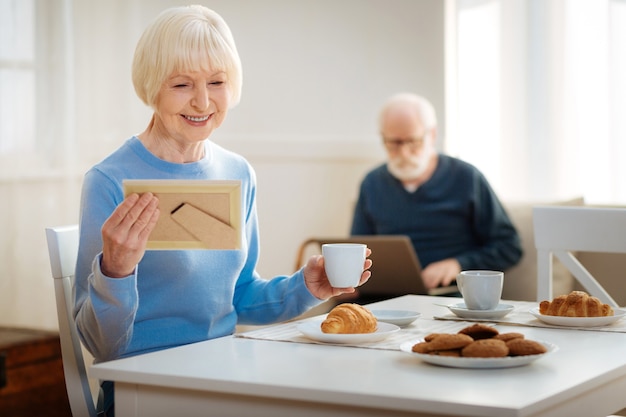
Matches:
[420,258,461,289]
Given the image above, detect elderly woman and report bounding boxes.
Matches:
[75,5,370,415]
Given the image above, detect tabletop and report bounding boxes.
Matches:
[90,295,626,417]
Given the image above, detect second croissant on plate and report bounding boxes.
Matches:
[539,291,614,317]
[321,303,378,334]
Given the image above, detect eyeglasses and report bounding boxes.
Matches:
[382,137,425,152]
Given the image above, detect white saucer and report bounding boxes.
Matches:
[371,310,420,327]
[447,303,515,319]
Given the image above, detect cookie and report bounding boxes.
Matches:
[424,333,443,342]
[461,339,509,358]
[458,323,499,340]
[427,333,474,351]
[494,332,524,342]
[411,342,431,354]
[430,349,462,357]
[506,338,547,356]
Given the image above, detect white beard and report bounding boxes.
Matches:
[387,146,434,182]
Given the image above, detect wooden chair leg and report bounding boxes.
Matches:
[294,238,322,272]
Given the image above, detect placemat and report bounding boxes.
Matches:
[433,300,626,333]
[236,319,474,351]
[237,300,626,350]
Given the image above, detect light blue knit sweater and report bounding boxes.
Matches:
[75,137,320,362]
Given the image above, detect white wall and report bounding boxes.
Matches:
[0,0,446,329]
[0,178,82,330]
[214,0,447,277]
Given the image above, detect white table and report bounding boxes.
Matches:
[90,295,626,417]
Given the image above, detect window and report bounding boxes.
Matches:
[561,0,626,204]
[0,0,77,178]
[0,0,36,156]
[454,0,501,191]
[450,0,626,204]
[608,0,626,202]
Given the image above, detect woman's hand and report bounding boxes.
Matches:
[303,248,372,299]
[100,193,160,278]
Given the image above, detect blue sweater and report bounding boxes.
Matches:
[351,155,522,272]
[75,137,321,362]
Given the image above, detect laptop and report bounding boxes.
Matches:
[318,235,459,299]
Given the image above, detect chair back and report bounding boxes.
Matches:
[533,206,626,306]
[45,225,100,417]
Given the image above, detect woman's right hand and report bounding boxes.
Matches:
[100,192,160,278]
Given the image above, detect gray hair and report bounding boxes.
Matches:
[379,93,437,130]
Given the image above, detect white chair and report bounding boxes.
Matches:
[45,225,103,417]
[533,206,626,307]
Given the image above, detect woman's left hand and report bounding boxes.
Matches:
[303,249,372,299]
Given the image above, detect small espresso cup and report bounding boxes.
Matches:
[322,243,366,288]
[456,270,503,310]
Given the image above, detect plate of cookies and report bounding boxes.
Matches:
[400,323,557,369]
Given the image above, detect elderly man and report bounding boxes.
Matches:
[351,93,522,294]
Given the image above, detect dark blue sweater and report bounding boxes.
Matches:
[351,154,522,272]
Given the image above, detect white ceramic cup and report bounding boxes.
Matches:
[322,243,366,288]
[456,270,503,310]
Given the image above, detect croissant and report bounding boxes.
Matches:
[321,303,377,334]
[539,291,614,317]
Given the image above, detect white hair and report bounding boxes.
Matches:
[132,5,242,109]
[379,93,437,130]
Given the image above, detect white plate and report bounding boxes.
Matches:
[399,340,557,369]
[447,303,515,319]
[297,320,400,344]
[529,307,626,327]
[371,310,421,327]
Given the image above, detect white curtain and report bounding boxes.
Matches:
[448,0,626,204]
[0,0,80,330]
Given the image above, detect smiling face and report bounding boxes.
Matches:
[150,69,231,147]
[131,6,242,161]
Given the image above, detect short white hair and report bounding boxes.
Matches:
[132,5,242,108]
[379,93,437,130]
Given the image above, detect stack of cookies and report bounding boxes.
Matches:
[412,324,547,358]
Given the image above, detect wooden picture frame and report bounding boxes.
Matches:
[123,180,241,250]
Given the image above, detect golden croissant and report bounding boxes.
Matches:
[539,291,614,317]
[321,303,377,334]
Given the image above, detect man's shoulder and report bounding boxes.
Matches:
[365,163,389,176]
[440,154,483,176]
[361,163,390,183]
